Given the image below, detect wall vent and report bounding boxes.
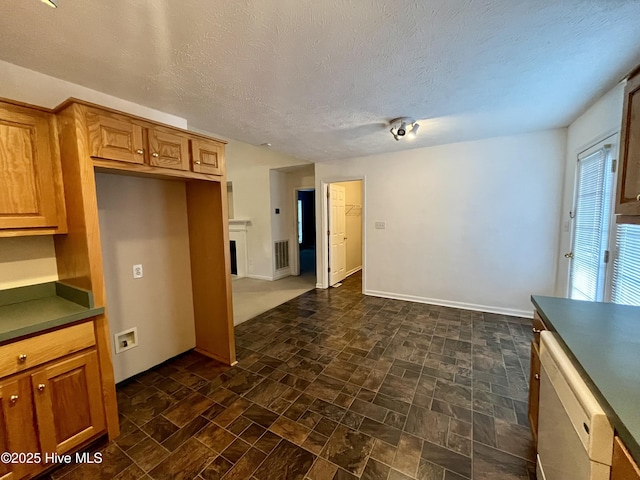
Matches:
[275,240,289,270]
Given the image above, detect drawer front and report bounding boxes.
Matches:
[0,322,95,377]
[191,139,224,175]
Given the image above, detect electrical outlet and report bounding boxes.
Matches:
[133,264,143,279]
[375,221,386,230]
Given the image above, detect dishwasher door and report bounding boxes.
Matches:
[537,331,613,480]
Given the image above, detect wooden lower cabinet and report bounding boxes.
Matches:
[528,340,541,446]
[32,350,105,455]
[0,349,105,479]
[0,377,40,479]
[612,436,640,480]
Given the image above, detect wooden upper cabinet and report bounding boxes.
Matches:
[0,102,65,231]
[86,108,145,164]
[149,127,190,171]
[612,436,640,480]
[191,138,225,175]
[617,71,640,217]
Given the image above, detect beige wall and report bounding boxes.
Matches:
[0,237,58,289]
[337,180,363,275]
[96,173,196,383]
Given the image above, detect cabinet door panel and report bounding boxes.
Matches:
[0,377,41,479]
[149,128,190,171]
[191,139,224,175]
[617,74,640,216]
[87,110,145,164]
[612,436,640,480]
[0,107,58,229]
[32,350,105,454]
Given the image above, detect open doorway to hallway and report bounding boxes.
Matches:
[296,189,316,277]
[328,180,363,287]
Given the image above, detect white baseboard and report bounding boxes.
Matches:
[345,266,362,277]
[364,289,533,318]
[246,273,273,281]
[273,269,291,280]
[315,283,324,289]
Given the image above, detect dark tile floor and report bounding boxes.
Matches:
[45,272,536,480]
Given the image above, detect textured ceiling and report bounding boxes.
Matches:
[1,1,640,162]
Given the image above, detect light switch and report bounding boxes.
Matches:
[375,222,386,229]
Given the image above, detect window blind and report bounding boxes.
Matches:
[570,147,612,301]
[611,224,640,306]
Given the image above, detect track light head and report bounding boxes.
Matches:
[389,117,419,141]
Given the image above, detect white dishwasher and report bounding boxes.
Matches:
[537,331,613,480]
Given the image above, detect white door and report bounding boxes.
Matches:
[328,183,346,285]
[568,141,615,301]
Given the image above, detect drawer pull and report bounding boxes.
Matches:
[637,194,640,202]
[18,354,27,363]
[194,160,201,165]
[9,395,18,404]
[38,384,46,392]
[534,373,540,380]
[152,152,159,158]
[136,149,144,155]
[532,327,542,334]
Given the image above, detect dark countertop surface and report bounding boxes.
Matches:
[531,295,640,464]
[0,282,104,343]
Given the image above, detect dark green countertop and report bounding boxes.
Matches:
[0,282,104,343]
[531,295,640,463]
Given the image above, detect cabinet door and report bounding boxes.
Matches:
[86,109,145,164]
[0,377,41,479]
[191,138,225,175]
[31,350,105,455]
[0,104,59,229]
[617,73,640,216]
[148,127,190,171]
[528,340,541,447]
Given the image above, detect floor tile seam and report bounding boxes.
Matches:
[470,439,536,465]
[470,315,476,480]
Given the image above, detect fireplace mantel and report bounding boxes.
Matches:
[228,219,251,231]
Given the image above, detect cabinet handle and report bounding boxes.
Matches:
[18,354,27,363]
[136,149,144,155]
[532,327,542,334]
[9,395,18,404]
[194,160,201,165]
[535,374,540,381]
[152,152,159,158]
[637,194,640,201]
[38,384,46,392]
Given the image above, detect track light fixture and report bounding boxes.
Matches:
[390,117,420,141]
[40,0,58,7]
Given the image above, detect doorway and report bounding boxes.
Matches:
[327,180,363,287]
[297,189,316,276]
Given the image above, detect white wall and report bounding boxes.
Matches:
[96,174,195,383]
[224,140,311,280]
[316,129,567,317]
[270,169,291,279]
[0,237,58,289]
[555,83,625,296]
